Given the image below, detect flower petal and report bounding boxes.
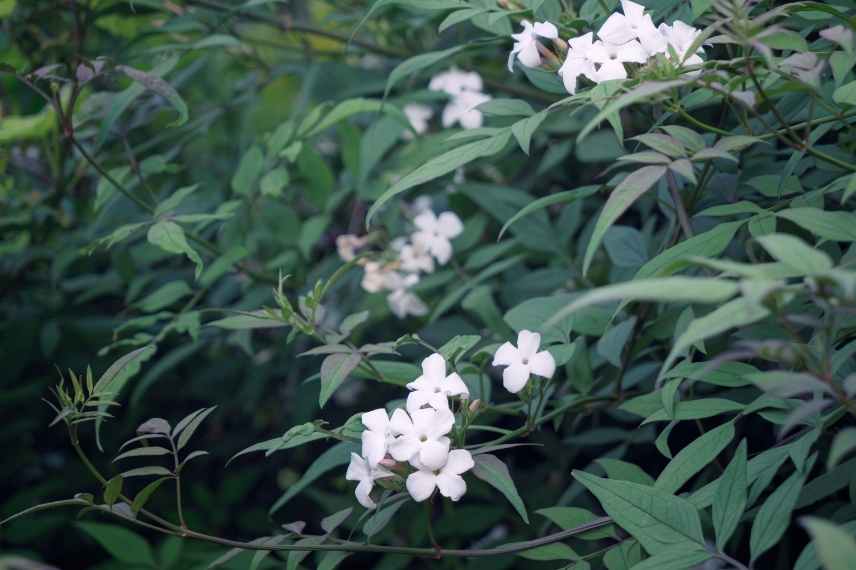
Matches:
[443,449,475,476]
[361,430,388,466]
[406,470,437,502]
[516,330,541,359]
[418,438,450,470]
[361,408,389,432]
[595,59,628,81]
[533,21,558,39]
[389,408,413,436]
[530,350,556,379]
[430,237,454,264]
[493,341,520,367]
[598,13,634,46]
[355,478,376,509]
[346,452,369,481]
[421,353,447,380]
[436,473,467,501]
[443,372,470,397]
[503,361,531,393]
[389,435,420,462]
[437,212,463,238]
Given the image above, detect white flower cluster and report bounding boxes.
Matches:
[336,208,463,319]
[430,68,492,129]
[346,353,474,508]
[346,330,557,509]
[508,0,705,95]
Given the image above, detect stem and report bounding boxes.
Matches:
[715,552,751,570]
[425,499,441,555]
[169,437,187,529]
[666,172,694,239]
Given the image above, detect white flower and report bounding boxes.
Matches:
[388,407,454,470]
[587,38,648,81]
[429,68,483,97]
[598,1,661,47]
[406,353,469,412]
[403,103,433,137]
[821,25,854,53]
[385,272,428,318]
[361,408,393,466]
[345,452,394,509]
[492,330,556,394]
[388,288,428,319]
[398,240,435,274]
[441,90,491,129]
[558,32,599,94]
[336,234,366,262]
[508,20,559,71]
[406,449,475,502]
[658,21,705,67]
[361,261,390,293]
[412,210,464,264]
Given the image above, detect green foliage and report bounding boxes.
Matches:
[3,0,856,568]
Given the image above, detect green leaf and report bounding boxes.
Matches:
[828,428,856,470]
[155,184,198,216]
[176,406,217,451]
[472,453,529,523]
[132,477,169,515]
[94,345,156,451]
[573,471,704,555]
[260,167,290,197]
[750,466,808,563]
[536,507,616,540]
[833,80,856,105]
[121,466,173,478]
[583,166,667,274]
[437,334,480,363]
[104,475,123,506]
[117,63,188,127]
[208,310,286,330]
[511,109,548,154]
[597,458,655,486]
[113,446,171,462]
[626,544,710,570]
[271,442,358,513]
[384,45,468,98]
[545,277,739,329]
[367,130,511,226]
[656,421,735,493]
[517,543,578,561]
[777,208,856,242]
[363,497,406,537]
[713,439,748,550]
[578,80,689,142]
[633,134,686,158]
[319,351,362,408]
[498,185,599,239]
[661,298,770,378]
[801,517,856,570]
[301,98,406,138]
[756,233,833,274]
[77,522,156,566]
[641,398,745,423]
[147,221,204,278]
[136,281,192,313]
[231,146,264,196]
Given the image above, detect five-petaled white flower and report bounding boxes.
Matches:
[598,1,660,48]
[361,261,389,293]
[658,20,705,67]
[492,330,556,394]
[588,38,648,81]
[398,240,435,274]
[406,449,475,502]
[385,272,428,318]
[403,103,433,137]
[441,90,491,130]
[412,210,464,265]
[429,68,483,97]
[406,353,469,412]
[361,408,392,466]
[508,20,559,71]
[337,234,366,262]
[389,407,454,470]
[558,32,598,95]
[346,452,394,509]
